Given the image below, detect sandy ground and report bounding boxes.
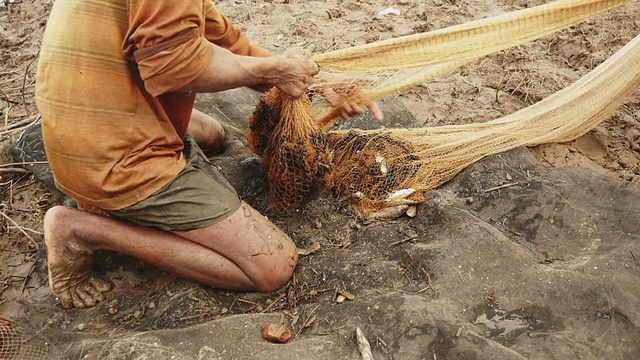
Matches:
[1,0,639,358]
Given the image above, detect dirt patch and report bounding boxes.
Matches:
[1,1,639,359]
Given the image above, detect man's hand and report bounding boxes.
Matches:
[271,48,319,98]
[321,88,384,121]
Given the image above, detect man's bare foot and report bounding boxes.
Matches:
[44,206,111,309]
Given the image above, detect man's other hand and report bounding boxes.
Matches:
[321,88,384,121]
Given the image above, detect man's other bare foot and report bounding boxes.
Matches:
[44,206,111,309]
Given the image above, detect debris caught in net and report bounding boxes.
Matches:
[246,0,640,215]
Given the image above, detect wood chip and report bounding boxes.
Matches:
[483,182,520,193]
[356,327,374,360]
[338,289,355,301]
[298,242,321,256]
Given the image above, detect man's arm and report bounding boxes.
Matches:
[179,45,318,99]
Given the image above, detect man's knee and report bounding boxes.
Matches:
[44,206,78,235]
[189,202,299,292]
[189,109,225,153]
[204,120,225,151]
[253,249,298,292]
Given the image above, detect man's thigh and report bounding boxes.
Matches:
[108,135,241,232]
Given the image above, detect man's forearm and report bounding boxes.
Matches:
[180,45,318,99]
[180,44,280,94]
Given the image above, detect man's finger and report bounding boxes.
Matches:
[368,102,384,121]
[305,76,315,85]
[342,102,354,118]
[351,103,366,115]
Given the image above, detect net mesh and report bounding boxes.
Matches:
[308,0,630,126]
[246,0,640,215]
[0,318,62,360]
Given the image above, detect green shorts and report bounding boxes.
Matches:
[107,135,242,232]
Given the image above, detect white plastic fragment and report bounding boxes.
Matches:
[377,7,400,16]
[375,154,388,175]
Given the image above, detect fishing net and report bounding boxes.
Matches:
[0,317,62,360]
[247,0,640,214]
[247,89,330,211]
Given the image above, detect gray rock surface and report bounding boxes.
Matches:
[24,89,640,359]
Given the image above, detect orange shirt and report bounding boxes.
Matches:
[36,0,266,210]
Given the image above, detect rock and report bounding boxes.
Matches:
[625,127,640,140]
[618,155,639,168]
[573,134,608,160]
[405,205,417,217]
[262,323,292,343]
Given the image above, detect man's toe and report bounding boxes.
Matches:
[89,275,111,292]
[76,288,98,307]
[82,282,105,302]
[71,290,86,309]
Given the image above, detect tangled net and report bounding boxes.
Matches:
[247,0,640,215]
[0,317,62,359]
[247,88,329,211]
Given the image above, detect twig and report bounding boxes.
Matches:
[8,225,42,235]
[293,304,319,340]
[0,75,23,86]
[236,298,258,305]
[422,267,435,293]
[456,326,464,337]
[0,161,48,168]
[0,248,37,253]
[388,236,417,248]
[2,104,8,128]
[483,182,520,193]
[21,54,39,119]
[0,168,31,174]
[21,261,36,293]
[0,86,10,104]
[0,69,22,76]
[0,116,31,131]
[0,209,39,249]
[356,327,374,360]
[0,115,39,135]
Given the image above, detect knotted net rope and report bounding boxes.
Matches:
[247,0,639,214]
